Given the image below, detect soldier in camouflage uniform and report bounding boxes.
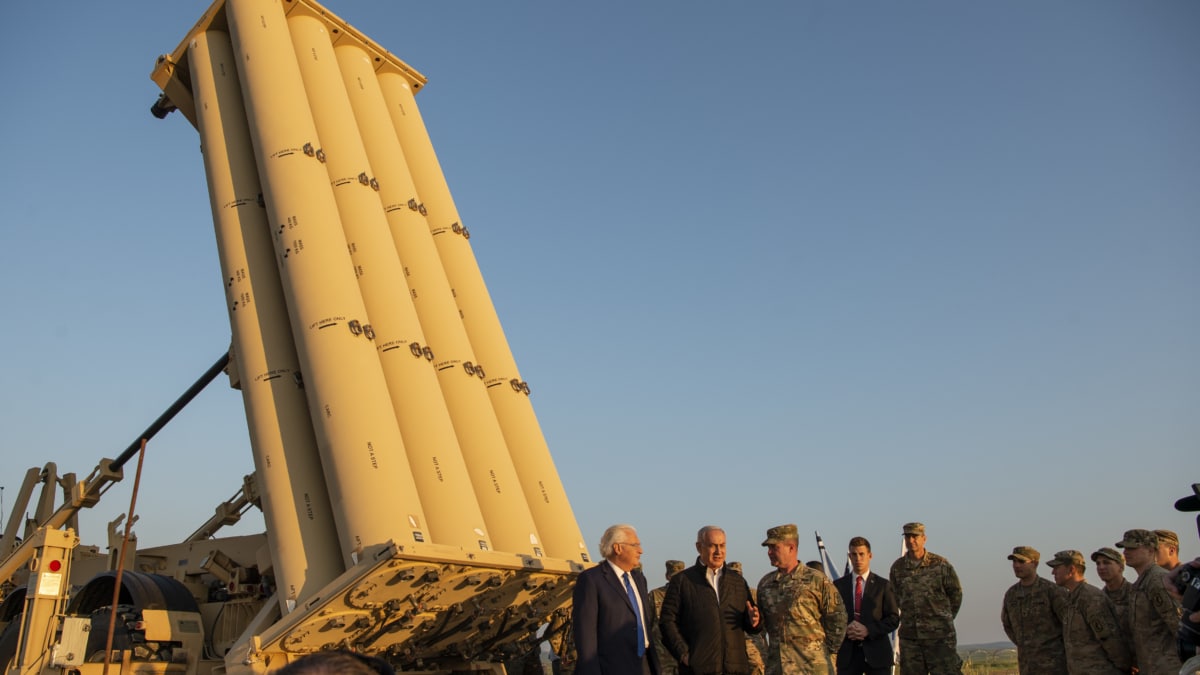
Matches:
[1000,546,1067,674]
[1047,549,1132,675]
[1117,529,1182,675]
[1091,547,1134,663]
[650,560,686,675]
[756,524,846,675]
[888,523,962,674]
[1154,529,1181,572]
[545,606,576,674]
[730,561,766,675]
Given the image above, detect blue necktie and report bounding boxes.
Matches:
[623,572,646,658]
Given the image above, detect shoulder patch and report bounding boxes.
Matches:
[1151,587,1171,609]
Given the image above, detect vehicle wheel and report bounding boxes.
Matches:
[0,615,21,673]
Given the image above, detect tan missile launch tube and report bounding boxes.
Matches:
[285,13,491,552]
[377,73,587,561]
[343,50,546,557]
[189,29,344,610]
[225,0,429,565]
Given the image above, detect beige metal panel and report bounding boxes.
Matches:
[227,540,581,669]
[225,0,428,564]
[33,463,58,527]
[14,528,77,674]
[340,52,544,558]
[0,467,42,558]
[284,13,491,553]
[377,73,587,562]
[151,0,429,130]
[188,29,344,610]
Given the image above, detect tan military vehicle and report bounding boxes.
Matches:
[0,1,587,673]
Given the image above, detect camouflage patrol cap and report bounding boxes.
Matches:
[1115,529,1158,549]
[1091,547,1124,567]
[761,524,799,545]
[1154,529,1179,549]
[727,561,742,574]
[665,560,685,576]
[901,522,925,536]
[1045,550,1086,570]
[1007,546,1039,563]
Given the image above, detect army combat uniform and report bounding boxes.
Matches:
[1128,563,1182,675]
[1001,576,1068,674]
[544,607,575,674]
[650,559,685,675]
[730,563,765,675]
[649,583,679,675]
[889,540,962,674]
[757,564,846,675]
[745,628,766,675]
[1092,546,1135,663]
[1101,579,1133,659]
[745,602,767,675]
[1060,580,1132,675]
[1116,528,1183,675]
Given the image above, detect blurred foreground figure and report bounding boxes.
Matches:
[1168,484,1200,668]
[275,651,393,675]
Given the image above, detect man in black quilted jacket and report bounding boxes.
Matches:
[659,526,762,675]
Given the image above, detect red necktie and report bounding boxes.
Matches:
[854,575,863,620]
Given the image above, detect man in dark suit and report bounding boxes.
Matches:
[833,536,900,675]
[573,524,660,675]
[659,525,761,674]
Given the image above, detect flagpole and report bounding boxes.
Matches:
[814,531,842,581]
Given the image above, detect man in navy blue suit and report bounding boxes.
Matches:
[573,524,660,675]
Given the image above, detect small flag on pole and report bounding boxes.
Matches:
[815,531,842,581]
[891,533,907,669]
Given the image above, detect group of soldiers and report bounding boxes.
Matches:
[1000,527,1189,675]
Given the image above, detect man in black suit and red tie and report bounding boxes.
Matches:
[573,524,661,675]
[833,536,901,675]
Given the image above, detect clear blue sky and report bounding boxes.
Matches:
[1,1,1196,645]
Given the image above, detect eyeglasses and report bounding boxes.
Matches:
[620,541,643,549]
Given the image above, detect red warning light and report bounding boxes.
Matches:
[48,560,62,572]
